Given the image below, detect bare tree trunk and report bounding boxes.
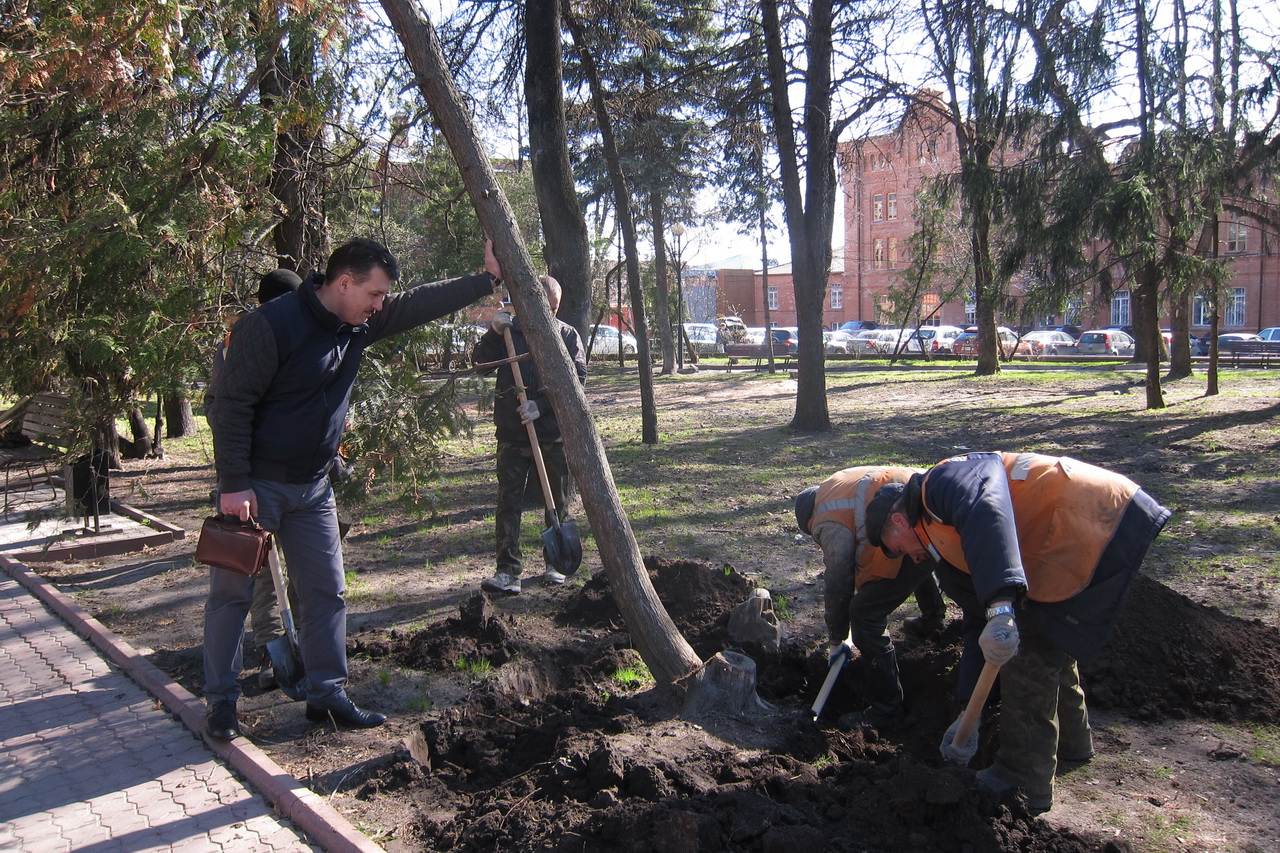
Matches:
[163,392,195,438]
[151,395,165,458]
[650,195,676,374]
[123,403,152,460]
[565,12,659,443]
[972,198,1000,375]
[760,204,776,373]
[1135,263,1165,408]
[524,0,592,341]
[379,0,700,686]
[1169,288,1193,378]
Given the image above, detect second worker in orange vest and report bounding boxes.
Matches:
[795,465,947,728]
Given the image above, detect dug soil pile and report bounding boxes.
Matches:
[1081,574,1280,721]
[348,560,1120,851]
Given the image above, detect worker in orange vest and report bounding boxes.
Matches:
[865,451,1170,814]
[795,465,947,728]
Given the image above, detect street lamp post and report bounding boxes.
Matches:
[672,222,686,369]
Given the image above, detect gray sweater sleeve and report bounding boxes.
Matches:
[211,312,278,493]
[366,273,496,342]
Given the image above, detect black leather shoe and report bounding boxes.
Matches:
[903,615,945,638]
[305,694,387,729]
[205,700,241,741]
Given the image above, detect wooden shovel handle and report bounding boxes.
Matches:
[954,660,1000,746]
[500,327,558,518]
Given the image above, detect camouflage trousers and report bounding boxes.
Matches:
[989,623,1094,805]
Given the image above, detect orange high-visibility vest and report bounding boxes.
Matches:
[811,465,921,589]
[913,452,1139,602]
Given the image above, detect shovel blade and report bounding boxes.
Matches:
[266,635,306,701]
[541,519,583,576]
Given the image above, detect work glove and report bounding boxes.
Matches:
[491,310,513,334]
[979,610,1019,665]
[517,399,540,424]
[827,638,854,668]
[939,714,980,765]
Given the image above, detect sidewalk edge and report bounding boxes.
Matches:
[0,554,384,853]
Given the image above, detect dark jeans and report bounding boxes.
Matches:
[850,559,940,714]
[496,441,569,576]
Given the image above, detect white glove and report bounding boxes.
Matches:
[517,399,540,424]
[940,714,979,765]
[979,609,1019,665]
[491,310,513,334]
[828,639,853,667]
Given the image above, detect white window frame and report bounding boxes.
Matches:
[887,193,897,220]
[888,237,898,268]
[1110,290,1131,327]
[873,239,885,270]
[1225,287,1246,326]
[964,297,977,325]
[872,194,884,222]
[830,286,843,310]
[1192,294,1211,326]
[767,285,779,311]
[1226,217,1248,253]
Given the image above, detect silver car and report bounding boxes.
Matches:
[1076,329,1134,356]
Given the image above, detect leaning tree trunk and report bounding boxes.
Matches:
[379,0,700,686]
[565,11,658,444]
[163,392,196,438]
[124,403,153,460]
[524,0,592,341]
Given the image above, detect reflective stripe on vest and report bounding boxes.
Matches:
[915,452,1140,603]
[811,465,921,589]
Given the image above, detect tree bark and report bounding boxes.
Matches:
[523,0,592,341]
[650,194,676,375]
[151,395,165,458]
[565,11,659,444]
[1134,263,1165,408]
[762,0,832,430]
[379,0,700,686]
[123,403,152,460]
[163,392,196,438]
[1168,288,1193,378]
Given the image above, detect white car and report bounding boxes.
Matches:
[1022,330,1078,356]
[682,322,722,355]
[1076,329,1135,356]
[590,325,638,356]
[1256,327,1280,342]
[824,330,858,354]
[913,325,965,354]
[743,327,766,345]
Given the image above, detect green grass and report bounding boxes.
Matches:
[406,694,434,713]
[376,668,392,687]
[453,656,493,677]
[773,594,793,622]
[611,661,654,689]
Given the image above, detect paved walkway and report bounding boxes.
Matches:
[0,576,315,852]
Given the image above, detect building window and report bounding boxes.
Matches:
[918,139,937,163]
[830,286,843,310]
[1225,287,1246,326]
[964,294,976,325]
[1227,217,1248,253]
[873,194,884,222]
[1065,298,1082,325]
[1110,290,1130,327]
[921,293,941,325]
[887,193,897,220]
[873,239,885,270]
[767,285,779,311]
[888,237,898,268]
[1193,293,1211,326]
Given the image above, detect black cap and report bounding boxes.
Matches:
[794,485,819,534]
[257,269,303,304]
[864,482,906,549]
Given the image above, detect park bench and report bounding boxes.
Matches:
[1226,339,1280,368]
[0,392,108,520]
[722,343,798,371]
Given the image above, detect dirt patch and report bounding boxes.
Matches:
[1082,574,1280,722]
[350,593,519,672]
[560,557,755,657]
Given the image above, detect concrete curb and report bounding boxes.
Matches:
[0,553,384,853]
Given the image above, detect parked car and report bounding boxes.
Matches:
[1076,329,1135,356]
[1022,330,1078,356]
[823,330,859,355]
[914,324,965,354]
[1258,327,1280,342]
[682,322,722,355]
[743,327,766,345]
[717,316,748,344]
[849,328,922,355]
[1046,324,1083,339]
[838,320,879,334]
[590,324,638,356]
[1217,332,1262,353]
[848,329,887,355]
[952,327,1028,358]
[770,328,800,354]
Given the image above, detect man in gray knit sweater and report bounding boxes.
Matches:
[205,238,502,740]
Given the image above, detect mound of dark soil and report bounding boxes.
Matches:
[1082,575,1280,722]
[560,557,755,657]
[349,593,519,672]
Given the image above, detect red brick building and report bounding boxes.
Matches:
[717,260,851,327]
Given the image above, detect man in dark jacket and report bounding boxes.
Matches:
[205,238,502,740]
[471,275,587,594]
[864,452,1170,814]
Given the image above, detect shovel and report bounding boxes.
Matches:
[264,539,306,700]
[500,326,583,576]
[811,643,852,720]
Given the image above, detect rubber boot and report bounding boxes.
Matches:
[839,647,905,730]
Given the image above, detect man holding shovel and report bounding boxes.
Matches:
[205,238,503,740]
[472,275,586,595]
[795,466,945,728]
[864,452,1170,814]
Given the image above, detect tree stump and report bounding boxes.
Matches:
[682,651,777,720]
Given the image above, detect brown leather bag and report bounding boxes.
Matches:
[195,515,273,577]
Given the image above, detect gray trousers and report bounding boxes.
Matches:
[202,477,346,704]
[495,441,569,576]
